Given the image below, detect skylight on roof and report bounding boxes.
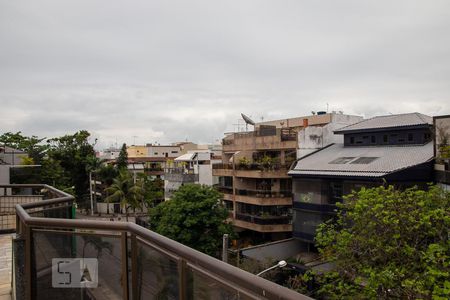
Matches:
[350,157,379,164]
[329,157,356,164]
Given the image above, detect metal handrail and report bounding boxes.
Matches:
[9,184,309,300]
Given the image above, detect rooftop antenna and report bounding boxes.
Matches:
[232,119,245,132]
[327,103,329,112]
[132,135,138,145]
[241,113,256,132]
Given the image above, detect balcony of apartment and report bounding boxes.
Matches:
[212,163,234,177]
[164,167,199,183]
[214,184,233,201]
[232,203,292,233]
[235,189,292,206]
[233,213,292,233]
[0,184,306,300]
[222,128,297,152]
[144,166,164,176]
[212,163,290,179]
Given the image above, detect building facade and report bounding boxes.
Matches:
[289,113,434,246]
[434,115,450,190]
[164,151,220,199]
[213,112,361,242]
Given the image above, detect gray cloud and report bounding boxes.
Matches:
[1,0,449,149]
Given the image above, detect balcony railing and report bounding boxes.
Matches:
[235,212,292,225]
[235,189,292,198]
[214,184,233,194]
[212,163,233,170]
[235,163,288,171]
[4,184,308,300]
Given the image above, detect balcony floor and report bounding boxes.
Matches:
[0,234,12,300]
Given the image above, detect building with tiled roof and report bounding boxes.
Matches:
[288,113,434,245]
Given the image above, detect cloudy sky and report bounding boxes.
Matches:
[1,1,449,149]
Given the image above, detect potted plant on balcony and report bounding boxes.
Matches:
[238,157,251,169]
[258,155,274,171]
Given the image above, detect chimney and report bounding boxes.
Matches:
[303,118,309,128]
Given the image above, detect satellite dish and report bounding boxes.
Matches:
[241,113,255,132]
[241,113,255,126]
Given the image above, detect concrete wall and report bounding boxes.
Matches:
[435,116,450,155]
[127,146,148,157]
[297,113,363,158]
[96,202,146,214]
[147,145,181,158]
[0,166,10,184]
[256,114,332,129]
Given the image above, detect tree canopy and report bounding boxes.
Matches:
[294,185,450,299]
[116,143,128,170]
[104,170,143,221]
[148,184,233,257]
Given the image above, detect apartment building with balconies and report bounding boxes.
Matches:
[214,112,361,242]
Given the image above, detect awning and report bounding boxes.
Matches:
[174,153,196,162]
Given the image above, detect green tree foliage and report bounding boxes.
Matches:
[148,184,233,257]
[104,170,143,221]
[0,131,48,164]
[46,130,96,204]
[96,164,118,187]
[116,143,128,170]
[294,185,450,299]
[135,173,164,209]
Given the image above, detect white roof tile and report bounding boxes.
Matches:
[289,142,433,177]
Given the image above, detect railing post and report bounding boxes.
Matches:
[131,234,138,300]
[121,232,130,300]
[178,259,188,300]
[24,225,32,300]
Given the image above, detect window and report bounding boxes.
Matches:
[350,137,355,144]
[383,135,388,143]
[371,136,376,143]
[350,157,378,164]
[171,151,178,153]
[329,157,355,164]
[329,182,343,204]
[408,133,413,142]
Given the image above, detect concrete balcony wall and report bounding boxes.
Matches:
[234,169,290,179]
[212,169,234,177]
[164,173,199,182]
[234,195,292,206]
[223,137,297,152]
[233,219,292,233]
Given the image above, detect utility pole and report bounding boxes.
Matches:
[222,234,229,263]
[89,172,94,216]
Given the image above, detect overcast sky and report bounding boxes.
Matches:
[1,1,449,149]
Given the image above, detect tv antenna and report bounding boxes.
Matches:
[241,113,256,132]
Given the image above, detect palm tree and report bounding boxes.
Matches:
[104,170,143,221]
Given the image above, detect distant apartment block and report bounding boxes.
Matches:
[164,151,221,199]
[289,113,434,245]
[0,146,29,184]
